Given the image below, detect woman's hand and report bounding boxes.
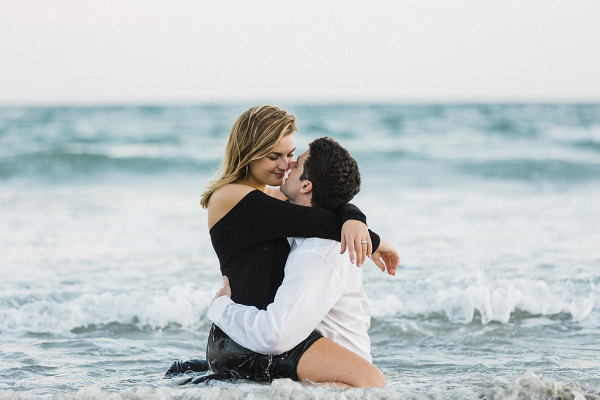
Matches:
[371,239,400,275]
[211,276,232,305]
[341,220,372,267]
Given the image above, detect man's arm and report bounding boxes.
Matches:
[207,250,347,355]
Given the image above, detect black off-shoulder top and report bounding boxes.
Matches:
[209,190,380,310]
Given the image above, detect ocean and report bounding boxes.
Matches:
[1,104,599,399]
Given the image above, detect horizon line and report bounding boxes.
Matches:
[2,99,600,108]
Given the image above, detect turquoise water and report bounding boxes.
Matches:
[1,104,599,399]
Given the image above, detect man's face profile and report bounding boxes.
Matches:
[281,149,310,201]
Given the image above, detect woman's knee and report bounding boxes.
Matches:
[371,366,386,387]
[360,364,386,388]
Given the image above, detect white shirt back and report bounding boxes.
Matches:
[290,237,372,361]
[208,237,373,362]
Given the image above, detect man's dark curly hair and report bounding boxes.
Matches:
[300,137,361,211]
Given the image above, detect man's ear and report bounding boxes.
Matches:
[300,180,312,194]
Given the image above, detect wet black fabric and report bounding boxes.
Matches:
[164,359,209,378]
[206,325,323,382]
[209,190,379,310]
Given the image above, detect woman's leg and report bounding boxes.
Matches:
[296,338,385,388]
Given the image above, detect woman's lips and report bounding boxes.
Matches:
[274,173,285,178]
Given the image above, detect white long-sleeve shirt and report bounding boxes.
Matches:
[207,237,372,362]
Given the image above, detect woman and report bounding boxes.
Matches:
[199,105,387,388]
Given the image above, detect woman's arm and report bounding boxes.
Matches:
[267,187,374,265]
[212,190,380,260]
[257,192,379,254]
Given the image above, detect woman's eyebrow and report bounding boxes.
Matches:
[270,147,296,156]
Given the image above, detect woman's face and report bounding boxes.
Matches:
[247,134,296,188]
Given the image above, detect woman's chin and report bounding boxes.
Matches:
[269,178,285,187]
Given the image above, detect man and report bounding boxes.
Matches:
[207,137,399,364]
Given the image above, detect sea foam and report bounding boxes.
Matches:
[0,372,592,400]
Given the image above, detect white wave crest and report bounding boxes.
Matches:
[369,274,599,324]
[482,371,588,400]
[0,285,214,335]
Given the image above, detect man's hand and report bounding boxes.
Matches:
[340,220,371,267]
[211,276,232,305]
[371,240,400,276]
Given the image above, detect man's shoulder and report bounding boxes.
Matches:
[296,237,337,250]
[293,238,348,264]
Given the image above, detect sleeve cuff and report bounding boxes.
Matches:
[207,295,233,323]
[368,229,380,252]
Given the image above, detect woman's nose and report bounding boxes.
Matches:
[278,158,290,170]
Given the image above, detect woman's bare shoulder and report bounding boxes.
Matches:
[211,184,257,203]
[207,184,257,229]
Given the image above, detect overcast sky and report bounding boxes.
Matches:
[1,0,599,105]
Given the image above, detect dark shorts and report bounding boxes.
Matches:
[206,324,323,382]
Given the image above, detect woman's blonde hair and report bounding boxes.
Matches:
[200,105,297,208]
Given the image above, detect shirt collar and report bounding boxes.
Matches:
[290,237,306,248]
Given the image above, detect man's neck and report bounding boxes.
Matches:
[289,195,312,208]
